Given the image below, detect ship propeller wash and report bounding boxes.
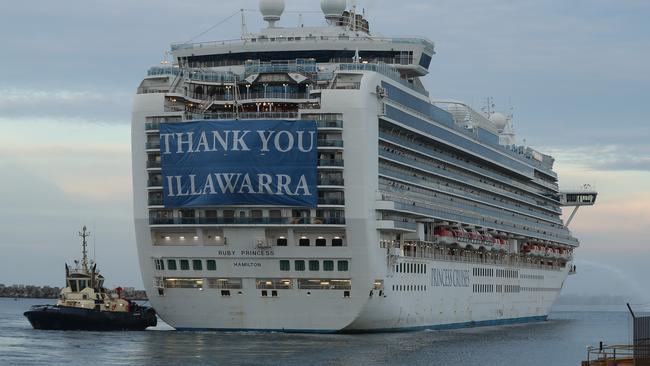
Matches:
[131,0,596,332]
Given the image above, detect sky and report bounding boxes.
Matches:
[0,0,648,299]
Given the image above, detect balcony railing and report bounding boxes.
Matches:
[146,161,162,169]
[148,179,162,187]
[318,159,344,167]
[149,217,346,226]
[182,111,300,120]
[317,140,344,148]
[145,122,160,131]
[148,198,164,206]
[146,142,161,149]
[317,178,344,186]
[318,198,345,205]
[315,120,343,129]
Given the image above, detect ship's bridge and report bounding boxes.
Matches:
[170,0,434,77]
[559,185,597,227]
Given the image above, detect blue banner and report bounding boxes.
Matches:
[160,120,318,208]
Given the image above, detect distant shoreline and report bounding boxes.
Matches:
[0,284,148,301]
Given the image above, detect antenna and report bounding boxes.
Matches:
[78,225,90,272]
[93,222,96,264]
[240,9,248,39]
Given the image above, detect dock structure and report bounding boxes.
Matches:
[582,304,650,366]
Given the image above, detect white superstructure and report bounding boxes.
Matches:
[131,0,596,332]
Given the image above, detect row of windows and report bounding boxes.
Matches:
[503,285,520,293]
[395,262,427,274]
[474,267,493,277]
[473,284,494,293]
[392,284,427,292]
[521,287,558,292]
[155,259,217,271]
[474,284,523,293]
[496,269,519,278]
[520,274,544,280]
[158,277,352,294]
[289,237,344,247]
[279,259,349,272]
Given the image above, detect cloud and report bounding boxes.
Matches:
[547,145,650,172]
[0,88,131,123]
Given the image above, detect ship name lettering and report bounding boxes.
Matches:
[239,250,274,256]
[431,268,470,288]
[233,262,262,268]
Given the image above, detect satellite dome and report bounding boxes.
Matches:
[259,0,285,27]
[489,112,508,129]
[321,0,346,23]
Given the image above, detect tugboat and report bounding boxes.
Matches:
[24,226,157,331]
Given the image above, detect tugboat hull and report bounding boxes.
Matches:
[24,305,157,331]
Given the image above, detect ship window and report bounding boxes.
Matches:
[315,238,326,246]
[294,260,305,271]
[332,238,343,246]
[154,259,164,270]
[180,260,190,270]
[207,260,216,271]
[192,260,202,271]
[167,260,177,270]
[280,260,290,271]
[299,238,310,246]
[277,237,288,246]
[338,260,349,271]
[309,260,320,271]
[221,290,230,296]
[323,260,334,271]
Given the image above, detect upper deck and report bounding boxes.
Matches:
[170,6,434,78]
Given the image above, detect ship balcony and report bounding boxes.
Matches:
[145,141,161,151]
[148,197,164,207]
[317,139,343,150]
[145,122,160,133]
[147,179,163,189]
[315,120,343,130]
[317,178,344,187]
[317,197,345,206]
[317,159,344,169]
[149,216,346,227]
[146,161,162,170]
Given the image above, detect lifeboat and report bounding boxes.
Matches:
[434,227,455,245]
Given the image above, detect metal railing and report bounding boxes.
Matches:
[584,345,635,365]
[318,159,344,167]
[318,178,344,186]
[317,140,344,148]
[149,217,345,226]
[146,161,161,169]
[318,198,345,205]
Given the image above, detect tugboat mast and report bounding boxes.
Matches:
[78,226,90,272]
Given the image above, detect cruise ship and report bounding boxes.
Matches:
[131,0,597,332]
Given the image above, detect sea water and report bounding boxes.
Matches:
[0,298,630,366]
